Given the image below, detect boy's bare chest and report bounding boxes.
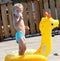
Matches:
[19,20,25,26]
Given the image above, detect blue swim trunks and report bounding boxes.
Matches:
[16,31,25,43]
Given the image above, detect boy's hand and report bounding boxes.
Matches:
[25,26,29,30]
[19,13,23,20]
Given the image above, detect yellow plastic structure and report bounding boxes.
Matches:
[5,12,59,61]
[35,12,59,56]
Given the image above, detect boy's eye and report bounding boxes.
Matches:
[17,10,19,12]
[17,10,21,13]
[16,10,20,13]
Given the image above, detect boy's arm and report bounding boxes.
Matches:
[16,14,23,26]
[16,17,21,25]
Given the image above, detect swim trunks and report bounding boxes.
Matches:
[16,31,25,43]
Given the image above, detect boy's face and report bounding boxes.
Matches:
[16,6,23,13]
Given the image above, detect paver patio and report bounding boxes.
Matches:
[0,35,60,61]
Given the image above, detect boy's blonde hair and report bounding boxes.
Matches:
[14,3,23,9]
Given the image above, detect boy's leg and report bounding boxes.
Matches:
[18,39,26,55]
